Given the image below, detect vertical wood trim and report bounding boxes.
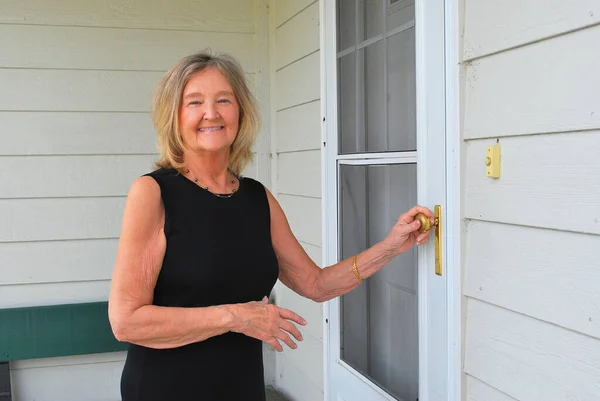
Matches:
[254,0,272,187]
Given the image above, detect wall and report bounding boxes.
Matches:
[461,1,600,400]
[0,1,269,399]
[268,0,324,400]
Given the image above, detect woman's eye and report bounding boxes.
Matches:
[218,99,230,104]
[190,101,202,106]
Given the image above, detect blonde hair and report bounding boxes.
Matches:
[152,50,259,176]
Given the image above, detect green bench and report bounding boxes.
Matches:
[0,301,128,362]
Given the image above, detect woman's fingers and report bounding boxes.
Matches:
[416,234,430,245]
[409,219,422,232]
[277,306,307,326]
[417,230,431,242]
[274,328,298,350]
[265,337,283,352]
[402,205,434,223]
[279,319,303,342]
[239,302,306,351]
[271,306,305,349]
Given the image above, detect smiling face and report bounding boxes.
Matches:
[178,68,240,156]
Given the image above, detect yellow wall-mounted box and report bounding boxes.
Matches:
[485,145,500,178]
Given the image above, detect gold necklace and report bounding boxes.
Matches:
[184,168,238,198]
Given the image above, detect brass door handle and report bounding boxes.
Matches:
[415,212,438,233]
[415,205,442,276]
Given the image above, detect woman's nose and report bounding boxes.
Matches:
[203,101,220,120]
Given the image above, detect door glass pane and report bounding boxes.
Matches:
[339,53,357,154]
[341,41,386,154]
[388,28,416,151]
[339,163,419,401]
[358,0,383,41]
[361,41,386,152]
[338,0,356,50]
[387,0,414,31]
[338,0,415,154]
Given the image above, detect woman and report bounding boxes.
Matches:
[108,50,434,401]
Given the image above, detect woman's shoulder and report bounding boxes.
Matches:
[129,174,162,199]
[239,175,261,185]
[126,168,177,201]
[141,168,182,190]
[239,175,268,194]
[144,167,179,179]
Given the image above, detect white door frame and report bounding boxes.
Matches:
[318,0,461,400]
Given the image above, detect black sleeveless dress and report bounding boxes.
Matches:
[120,168,279,401]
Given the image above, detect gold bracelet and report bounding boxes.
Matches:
[352,255,363,283]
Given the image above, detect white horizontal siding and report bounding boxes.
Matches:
[301,241,322,266]
[464,299,600,400]
[0,0,255,33]
[275,51,321,111]
[464,24,600,139]
[0,280,111,308]
[466,375,517,401]
[465,221,600,340]
[251,0,273,192]
[0,112,155,155]
[274,0,316,28]
[280,326,324,390]
[277,151,321,198]
[0,24,255,72]
[11,352,125,370]
[278,352,324,401]
[11,357,125,401]
[271,1,323,399]
[277,194,322,247]
[0,198,124,242]
[464,132,600,234]
[276,100,322,153]
[462,3,600,400]
[275,2,319,69]
[464,0,600,60]
[0,155,154,198]
[0,69,161,112]
[0,239,117,285]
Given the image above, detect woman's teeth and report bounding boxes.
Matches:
[199,127,223,132]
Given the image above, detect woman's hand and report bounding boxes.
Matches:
[383,205,435,255]
[226,297,307,352]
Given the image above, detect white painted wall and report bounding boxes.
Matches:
[0,1,270,399]
[461,1,600,400]
[268,1,324,400]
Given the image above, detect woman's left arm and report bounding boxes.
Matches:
[265,189,434,303]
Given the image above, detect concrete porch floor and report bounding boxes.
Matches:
[266,386,291,401]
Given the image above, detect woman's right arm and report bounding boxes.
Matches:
[108,176,306,351]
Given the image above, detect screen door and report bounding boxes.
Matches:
[324,1,449,400]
